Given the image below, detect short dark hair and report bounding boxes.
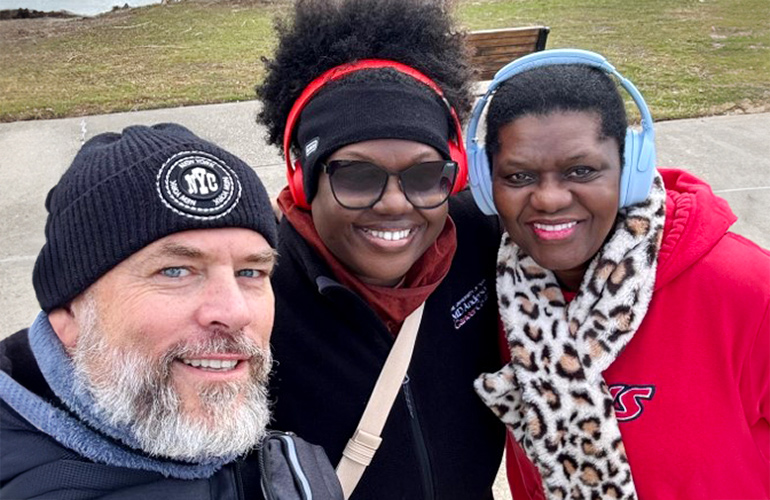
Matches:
[485,64,628,166]
[256,0,475,159]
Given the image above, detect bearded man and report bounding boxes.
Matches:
[0,123,341,499]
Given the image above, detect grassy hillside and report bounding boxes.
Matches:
[459,0,770,121]
[0,0,768,122]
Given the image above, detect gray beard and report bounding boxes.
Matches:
[70,295,272,462]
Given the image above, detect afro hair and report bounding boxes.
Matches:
[256,0,475,156]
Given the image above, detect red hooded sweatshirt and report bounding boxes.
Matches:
[505,168,770,499]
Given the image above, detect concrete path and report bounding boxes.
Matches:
[1,101,768,336]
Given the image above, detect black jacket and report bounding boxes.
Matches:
[262,192,506,500]
[0,329,262,500]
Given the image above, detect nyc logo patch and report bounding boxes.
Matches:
[609,384,655,422]
[157,151,242,220]
[451,279,489,329]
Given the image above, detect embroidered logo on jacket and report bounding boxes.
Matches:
[451,279,489,329]
[609,384,655,422]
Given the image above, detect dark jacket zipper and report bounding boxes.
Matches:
[403,376,435,500]
[234,460,245,500]
[258,437,274,500]
[324,282,434,498]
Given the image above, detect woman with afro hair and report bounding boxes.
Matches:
[252,0,508,498]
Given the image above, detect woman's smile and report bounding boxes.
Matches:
[358,225,419,248]
[529,220,580,241]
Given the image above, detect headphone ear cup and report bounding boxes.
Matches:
[289,160,311,210]
[636,131,657,198]
[478,147,497,215]
[619,128,636,208]
[468,143,498,215]
[448,138,468,193]
[619,129,655,208]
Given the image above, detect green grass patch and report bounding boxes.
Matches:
[1,0,768,122]
[458,0,770,120]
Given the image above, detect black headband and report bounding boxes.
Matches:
[295,78,451,203]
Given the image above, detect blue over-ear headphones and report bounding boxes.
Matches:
[466,49,657,215]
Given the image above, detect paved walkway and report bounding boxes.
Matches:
[1,102,768,335]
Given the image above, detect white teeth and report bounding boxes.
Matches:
[533,221,577,232]
[366,228,411,241]
[181,358,238,370]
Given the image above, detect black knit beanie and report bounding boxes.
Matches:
[33,123,278,312]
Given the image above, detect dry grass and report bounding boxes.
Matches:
[0,1,286,121]
[1,0,768,122]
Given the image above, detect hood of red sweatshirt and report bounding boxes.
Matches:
[655,168,737,289]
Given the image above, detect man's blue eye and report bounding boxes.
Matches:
[238,269,264,278]
[160,267,189,278]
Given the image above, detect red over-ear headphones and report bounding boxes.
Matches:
[283,59,468,209]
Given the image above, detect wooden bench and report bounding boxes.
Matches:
[467,26,550,81]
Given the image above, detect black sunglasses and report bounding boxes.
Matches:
[322,160,458,210]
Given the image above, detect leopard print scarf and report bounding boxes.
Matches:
[475,173,666,499]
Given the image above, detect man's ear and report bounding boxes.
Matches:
[48,305,80,349]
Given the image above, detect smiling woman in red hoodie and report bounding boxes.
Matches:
[471,54,770,499]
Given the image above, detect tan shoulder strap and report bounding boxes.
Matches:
[335,302,426,499]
